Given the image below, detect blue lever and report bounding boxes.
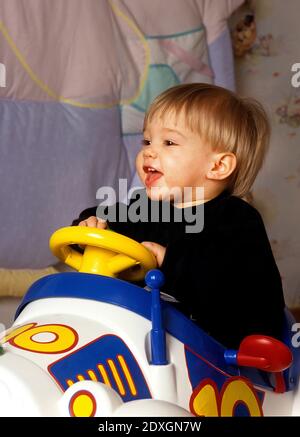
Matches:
[145,269,168,365]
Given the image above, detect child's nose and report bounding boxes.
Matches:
[143,146,158,158]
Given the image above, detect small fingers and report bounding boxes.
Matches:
[96,218,107,229]
[141,241,154,250]
[141,242,157,257]
[78,216,105,228]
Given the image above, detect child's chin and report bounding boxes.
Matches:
[146,186,172,202]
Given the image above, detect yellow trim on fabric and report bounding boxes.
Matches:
[108,0,150,105]
[0,3,149,108]
[0,20,58,100]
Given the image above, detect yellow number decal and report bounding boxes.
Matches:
[190,379,220,417]
[2,323,78,354]
[220,378,263,417]
[0,323,36,344]
[191,377,263,417]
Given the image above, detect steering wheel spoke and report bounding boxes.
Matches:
[108,254,138,275]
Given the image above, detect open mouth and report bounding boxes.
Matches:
[143,166,163,187]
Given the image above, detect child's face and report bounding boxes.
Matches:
[136,110,214,203]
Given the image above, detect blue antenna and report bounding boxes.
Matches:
[145,269,168,365]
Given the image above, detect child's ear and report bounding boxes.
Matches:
[206,152,237,181]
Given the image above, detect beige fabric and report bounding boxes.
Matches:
[0,265,61,297]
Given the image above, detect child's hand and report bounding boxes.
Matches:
[78,216,107,229]
[141,241,166,267]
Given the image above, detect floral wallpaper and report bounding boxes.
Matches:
[230,0,300,308]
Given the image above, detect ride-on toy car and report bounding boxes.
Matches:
[0,227,299,417]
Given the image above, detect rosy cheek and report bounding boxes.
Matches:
[135,152,143,174]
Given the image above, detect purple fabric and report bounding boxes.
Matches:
[0,101,130,268]
[207,26,236,91]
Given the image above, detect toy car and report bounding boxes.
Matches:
[0,226,299,417]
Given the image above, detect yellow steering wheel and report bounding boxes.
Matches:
[49,226,157,281]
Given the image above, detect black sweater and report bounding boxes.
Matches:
[72,189,285,349]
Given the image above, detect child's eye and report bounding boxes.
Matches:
[141,139,151,146]
[164,140,177,146]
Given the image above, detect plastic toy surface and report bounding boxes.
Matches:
[0,227,299,417]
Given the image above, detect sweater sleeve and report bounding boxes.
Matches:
[214,205,285,345]
[161,200,285,348]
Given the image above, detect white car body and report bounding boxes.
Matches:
[0,272,299,417]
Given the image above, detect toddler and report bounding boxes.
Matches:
[73,83,285,349]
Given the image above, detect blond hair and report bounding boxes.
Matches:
[144,83,270,198]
